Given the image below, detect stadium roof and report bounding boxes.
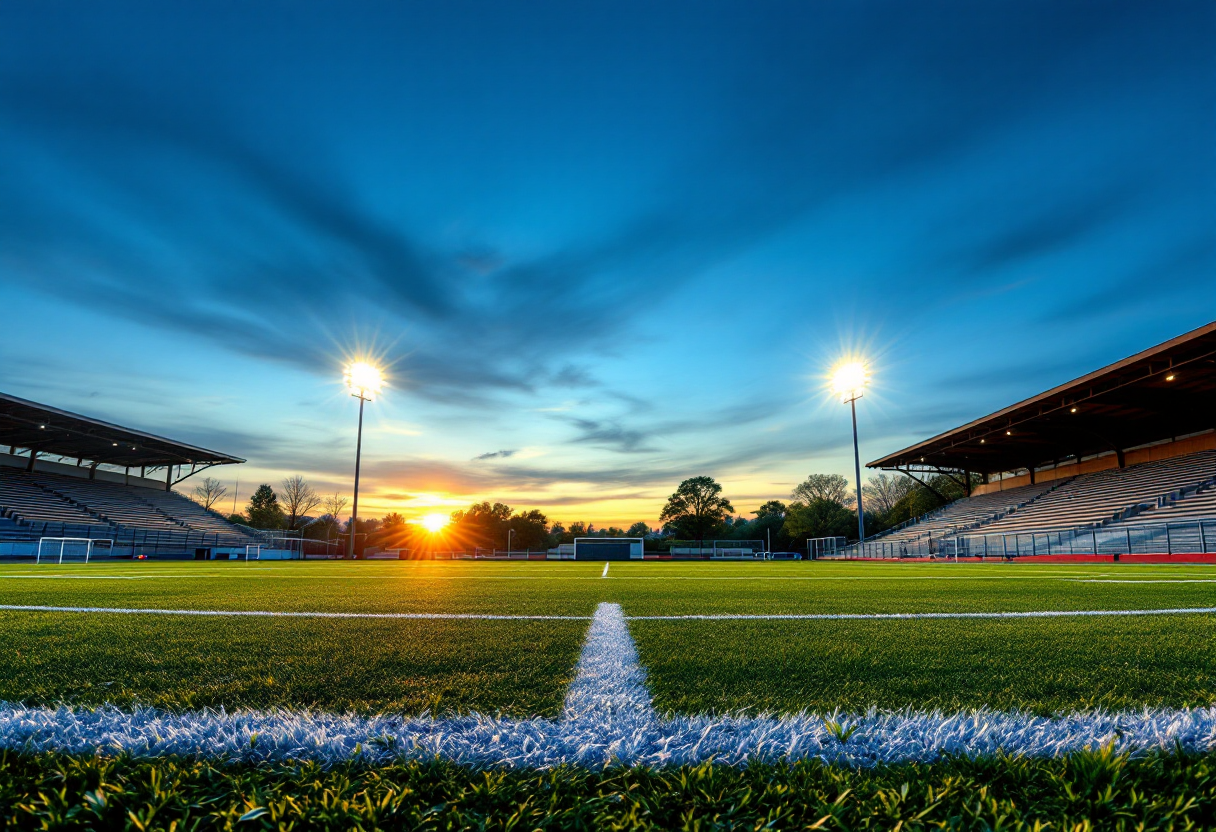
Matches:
[869,321,1216,475]
[0,392,245,469]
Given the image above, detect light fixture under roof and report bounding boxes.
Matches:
[1166,373,1176,381]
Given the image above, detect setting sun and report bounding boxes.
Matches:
[418,512,450,533]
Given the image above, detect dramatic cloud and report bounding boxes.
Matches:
[1,1,1212,521]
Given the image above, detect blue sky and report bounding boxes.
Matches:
[2,1,1213,525]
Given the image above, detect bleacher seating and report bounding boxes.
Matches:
[0,465,256,548]
[32,472,187,531]
[0,468,106,526]
[867,480,1056,546]
[973,451,1216,534]
[137,488,256,537]
[1110,480,1216,525]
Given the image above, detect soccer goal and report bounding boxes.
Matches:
[807,536,847,558]
[712,540,765,559]
[36,537,112,564]
[573,538,644,560]
[244,544,262,561]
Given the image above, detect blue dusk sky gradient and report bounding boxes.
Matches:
[1,1,1214,525]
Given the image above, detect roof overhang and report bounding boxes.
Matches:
[0,392,245,469]
[868,321,1216,474]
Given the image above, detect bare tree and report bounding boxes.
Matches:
[323,492,348,523]
[863,473,916,515]
[191,477,228,511]
[791,473,853,508]
[280,475,322,530]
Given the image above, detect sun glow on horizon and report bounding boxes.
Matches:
[418,512,450,533]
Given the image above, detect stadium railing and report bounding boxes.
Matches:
[952,518,1216,558]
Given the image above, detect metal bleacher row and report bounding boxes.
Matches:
[867,480,1058,547]
[0,466,256,548]
[978,451,1216,534]
[862,450,1216,557]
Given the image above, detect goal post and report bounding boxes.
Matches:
[807,536,847,558]
[36,537,112,564]
[572,538,644,560]
[712,539,765,559]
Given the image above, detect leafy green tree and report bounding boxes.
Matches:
[626,521,651,537]
[754,500,786,519]
[507,508,550,550]
[381,513,406,529]
[791,473,853,508]
[659,476,734,548]
[784,498,857,542]
[246,484,284,529]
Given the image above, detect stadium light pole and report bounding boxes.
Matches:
[831,361,869,548]
[344,362,383,559]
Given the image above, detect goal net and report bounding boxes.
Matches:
[807,536,847,558]
[573,538,644,560]
[669,540,766,558]
[37,537,112,564]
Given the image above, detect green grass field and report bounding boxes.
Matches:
[4,747,1215,831]
[0,559,1212,716]
[1,559,1214,829]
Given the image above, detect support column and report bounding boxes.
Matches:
[1116,449,1126,468]
[166,465,173,491]
[88,462,98,480]
[25,449,37,472]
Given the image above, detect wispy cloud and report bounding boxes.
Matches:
[473,449,517,461]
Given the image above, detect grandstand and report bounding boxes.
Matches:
[861,321,1216,558]
[0,392,257,559]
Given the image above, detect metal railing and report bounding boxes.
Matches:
[840,518,1216,559]
[952,519,1216,558]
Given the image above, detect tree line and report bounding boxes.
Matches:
[195,467,975,552]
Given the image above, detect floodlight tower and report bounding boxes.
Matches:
[344,361,383,559]
[831,361,869,547]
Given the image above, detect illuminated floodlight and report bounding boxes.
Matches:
[418,513,449,533]
[343,360,384,559]
[345,361,384,400]
[831,360,869,403]
[827,357,870,549]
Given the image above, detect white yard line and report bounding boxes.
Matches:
[0,604,590,620]
[602,562,610,578]
[1076,579,1216,584]
[627,607,1216,621]
[3,604,1213,623]
[0,600,1213,767]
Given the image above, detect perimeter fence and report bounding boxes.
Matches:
[841,518,1216,559]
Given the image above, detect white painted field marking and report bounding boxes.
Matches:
[1076,579,1216,584]
[602,563,610,578]
[0,575,148,580]
[1,599,1215,768]
[0,604,590,621]
[627,607,1216,621]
